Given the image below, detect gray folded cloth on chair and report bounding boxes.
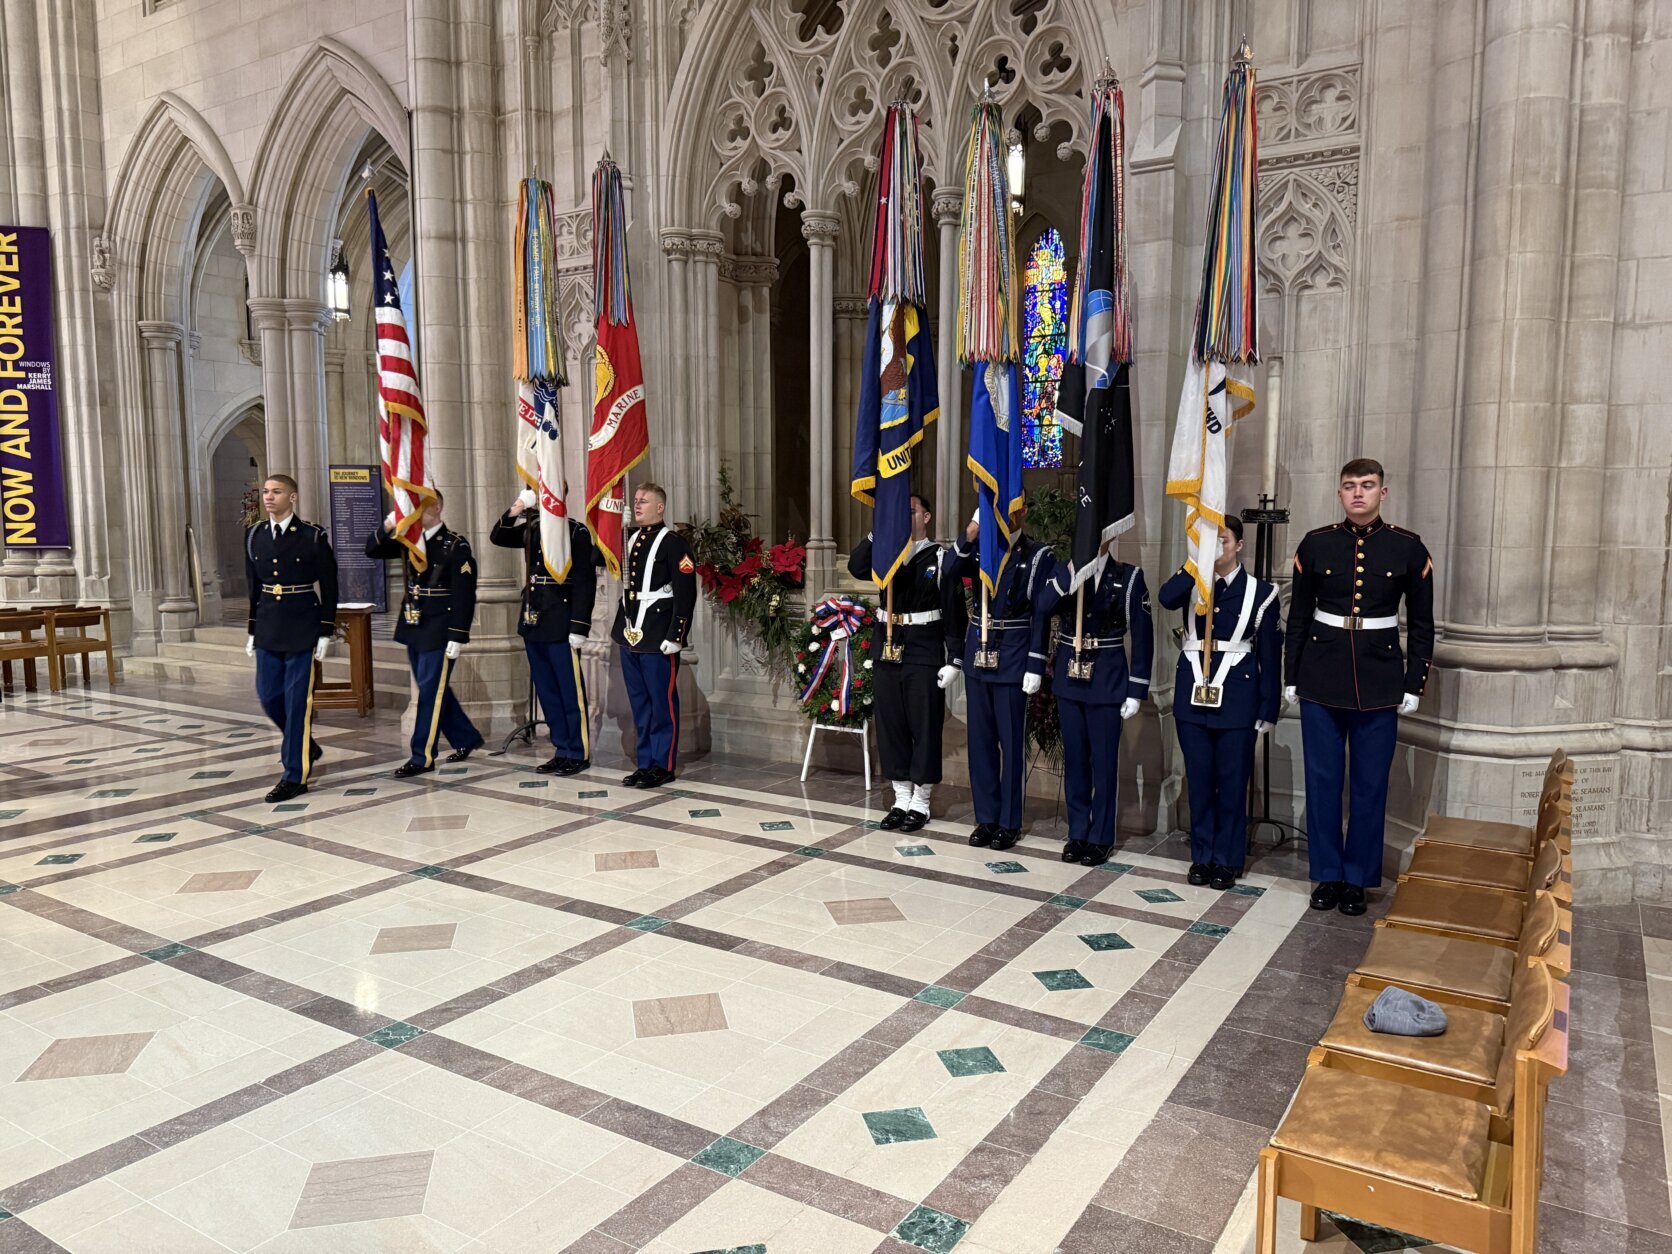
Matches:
[1363,986,1448,1036]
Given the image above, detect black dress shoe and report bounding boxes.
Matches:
[1187,863,1212,887]
[445,743,482,764]
[1338,884,1367,916]
[1080,844,1112,867]
[622,769,648,788]
[1061,840,1086,863]
[310,741,324,764]
[1209,865,1238,891]
[878,807,908,831]
[556,758,590,777]
[989,828,1020,851]
[1310,881,1343,911]
[641,766,676,789]
[968,824,995,847]
[394,761,433,779]
[265,779,307,804]
[899,809,928,833]
[536,756,571,775]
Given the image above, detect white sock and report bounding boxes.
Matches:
[892,780,912,811]
[910,783,932,814]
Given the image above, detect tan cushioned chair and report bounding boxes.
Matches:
[1319,985,1506,1088]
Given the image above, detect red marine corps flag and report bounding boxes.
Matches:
[585,154,649,578]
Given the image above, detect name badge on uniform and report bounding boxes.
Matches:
[1191,683,1223,708]
[403,601,421,626]
[1068,652,1095,681]
[623,627,643,646]
[881,642,904,664]
[974,648,1000,670]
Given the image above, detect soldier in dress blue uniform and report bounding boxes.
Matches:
[1033,550,1154,865]
[491,488,599,776]
[612,483,698,789]
[246,475,338,803]
[366,490,484,777]
[1158,515,1282,890]
[946,506,1058,850]
[1285,458,1435,915]
[848,494,962,832]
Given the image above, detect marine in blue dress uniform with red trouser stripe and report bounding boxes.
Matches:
[491,489,599,776]
[366,492,485,777]
[1285,459,1435,916]
[246,474,337,804]
[612,483,697,789]
[1158,514,1282,890]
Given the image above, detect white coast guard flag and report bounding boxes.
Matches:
[1165,358,1255,608]
[517,378,572,581]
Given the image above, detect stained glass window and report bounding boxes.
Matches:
[1022,227,1068,468]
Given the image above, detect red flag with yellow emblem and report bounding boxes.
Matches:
[585,155,649,578]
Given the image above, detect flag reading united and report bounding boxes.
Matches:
[368,190,438,570]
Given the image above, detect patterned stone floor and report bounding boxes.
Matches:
[0,679,1667,1253]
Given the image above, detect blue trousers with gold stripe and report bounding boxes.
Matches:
[620,648,679,771]
[408,646,483,768]
[527,638,590,761]
[256,648,316,785]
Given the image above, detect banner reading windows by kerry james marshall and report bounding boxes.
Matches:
[0,226,70,548]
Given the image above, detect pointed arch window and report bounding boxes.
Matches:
[1021,226,1067,469]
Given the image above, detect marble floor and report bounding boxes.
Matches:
[0,679,1668,1253]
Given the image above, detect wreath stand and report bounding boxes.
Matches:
[800,719,873,792]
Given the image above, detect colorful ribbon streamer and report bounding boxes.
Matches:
[799,596,869,718]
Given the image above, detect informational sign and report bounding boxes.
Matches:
[328,465,386,612]
[1515,753,1616,843]
[0,226,70,548]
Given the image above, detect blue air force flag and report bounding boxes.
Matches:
[967,359,1024,595]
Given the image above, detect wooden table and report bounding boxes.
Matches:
[311,606,375,716]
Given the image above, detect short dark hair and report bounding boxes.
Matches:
[264,474,298,492]
[432,489,444,508]
[1222,513,1244,543]
[637,482,667,505]
[1339,458,1385,483]
[910,493,932,516]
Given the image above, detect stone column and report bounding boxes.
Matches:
[137,321,196,639]
[833,294,869,556]
[728,259,777,535]
[283,300,332,523]
[247,297,294,477]
[659,231,694,508]
[324,346,348,465]
[932,191,962,539]
[690,232,724,519]
[801,210,839,592]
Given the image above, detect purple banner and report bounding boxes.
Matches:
[0,226,70,549]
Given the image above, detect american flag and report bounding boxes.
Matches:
[368,191,438,569]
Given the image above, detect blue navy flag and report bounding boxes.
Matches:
[967,359,1024,595]
[851,299,939,588]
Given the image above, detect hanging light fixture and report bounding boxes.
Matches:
[328,239,350,321]
[1007,135,1026,214]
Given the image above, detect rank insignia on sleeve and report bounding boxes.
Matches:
[678,555,695,574]
[460,561,472,574]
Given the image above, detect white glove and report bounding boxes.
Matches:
[518,487,538,509]
[1254,720,1273,736]
[1120,697,1140,721]
[1399,693,1420,716]
[936,665,958,690]
[1021,673,1041,696]
[1283,685,1298,708]
[313,638,330,663]
[568,633,587,650]
[384,510,397,532]
[245,634,255,657]
[660,639,682,656]
[445,641,463,661]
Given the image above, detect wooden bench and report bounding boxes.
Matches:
[45,606,118,689]
[1416,752,1573,860]
[1379,823,1571,948]
[0,610,60,693]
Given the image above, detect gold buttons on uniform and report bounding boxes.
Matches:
[1356,566,1364,573]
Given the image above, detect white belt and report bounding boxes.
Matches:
[879,609,942,626]
[1315,610,1398,631]
[1185,584,1258,696]
[625,529,672,639]
[1181,639,1251,654]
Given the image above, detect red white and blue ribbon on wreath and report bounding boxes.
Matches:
[799,596,869,717]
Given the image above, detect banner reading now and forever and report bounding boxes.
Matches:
[0,226,70,549]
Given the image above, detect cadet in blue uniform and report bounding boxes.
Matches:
[366,491,484,777]
[612,483,697,789]
[1285,458,1435,915]
[1158,515,1282,889]
[946,507,1057,850]
[1034,553,1154,865]
[245,474,338,804]
[847,494,962,832]
[491,488,598,775]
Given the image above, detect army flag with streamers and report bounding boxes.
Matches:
[514,176,572,580]
[585,155,649,579]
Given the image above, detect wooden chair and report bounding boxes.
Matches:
[0,610,60,693]
[46,606,117,689]
[1379,830,1570,949]
[1311,960,1558,1113]
[1417,753,1573,860]
[1351,890,1571,1014]
[1404,815,1573,905]
[1257,971,1569,1254]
